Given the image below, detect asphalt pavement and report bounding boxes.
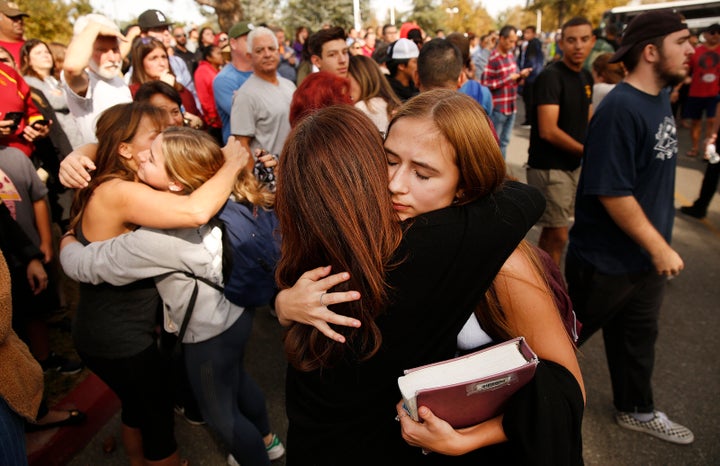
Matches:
[68,115,720,466]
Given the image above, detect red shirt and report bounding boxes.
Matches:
[688,44,720,97]
[481,50,519,115]
[0,40,22,65]
[193,61,221,128]
[0,63,44,156]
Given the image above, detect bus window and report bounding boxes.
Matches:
[601,0,720,34]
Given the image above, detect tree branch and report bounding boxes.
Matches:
[195,0,217,8]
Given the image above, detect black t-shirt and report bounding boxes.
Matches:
[527,61,593,170]
[285,181,548,465]
[387,75,419,102]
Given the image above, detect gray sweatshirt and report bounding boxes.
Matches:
[60,220,244,343]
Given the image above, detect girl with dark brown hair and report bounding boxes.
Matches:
[64,102,246,465]
[62,126,284,465]
[129,37,201,119]
[276,91,584,464]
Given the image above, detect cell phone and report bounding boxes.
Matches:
[4,111,24,132]
[32,119,49,128]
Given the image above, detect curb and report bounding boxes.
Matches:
[27,373,120,466]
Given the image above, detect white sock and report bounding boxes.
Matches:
[630,412,654,422]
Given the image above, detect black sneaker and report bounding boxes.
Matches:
[40,352,84,375]
[680,205,706,219]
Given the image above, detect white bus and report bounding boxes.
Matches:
[601,0,720,33]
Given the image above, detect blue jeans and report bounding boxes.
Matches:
[0,397,27,466]
[184,309,272,466]
[490,109,516,159]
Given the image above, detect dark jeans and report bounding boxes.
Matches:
[184,309,271,466]
[0,397,27,466]
[565,252,665,413]
[691,160,720,213]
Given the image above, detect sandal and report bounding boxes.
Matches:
[686,149,698,157]
[26,409,87,432]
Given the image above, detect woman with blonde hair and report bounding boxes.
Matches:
[276,90,584,464]
[61,126,283,465]
[62,102,245,465]
[348,54,401,133]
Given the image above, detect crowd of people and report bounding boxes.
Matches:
[0,1,708,464]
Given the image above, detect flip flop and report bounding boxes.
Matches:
[26,409,87,432]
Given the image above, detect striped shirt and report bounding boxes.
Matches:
[481,50,519,115]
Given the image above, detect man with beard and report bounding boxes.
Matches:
[62,14,132,144]
[230,26,295,157]
[565,11,695,445]
[526,17,595,267]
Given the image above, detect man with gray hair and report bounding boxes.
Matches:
[230,26,295,157]
[62,14,131,144]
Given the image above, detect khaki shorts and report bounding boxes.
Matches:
[526,167,581,228]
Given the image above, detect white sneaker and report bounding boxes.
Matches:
[265,433,285,460]
[616,411,694,445]
[226,434,285,465]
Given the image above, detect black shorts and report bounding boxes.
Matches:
[80,343,176,461]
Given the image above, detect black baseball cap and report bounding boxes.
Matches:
[138,9,172,30]
[610,11,688,63]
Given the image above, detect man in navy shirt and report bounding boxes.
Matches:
[566,11,695,445]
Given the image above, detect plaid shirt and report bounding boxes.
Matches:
[481,50,519,115]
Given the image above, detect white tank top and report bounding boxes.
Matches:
[456,314,493,351]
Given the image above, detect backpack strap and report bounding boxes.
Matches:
[177,279,199,343]
[192,274,224,293]
[160,271,225,348]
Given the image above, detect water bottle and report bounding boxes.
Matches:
[707,144,720,164]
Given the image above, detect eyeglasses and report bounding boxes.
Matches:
[174,33,186,38]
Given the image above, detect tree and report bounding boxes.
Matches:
[18,0,94,44]
[411,0,445,35]
[240,0,282,25]
[68,0,93,21]
[194,0,243,32]
[526,0,627,30]
[282,0,371,35]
